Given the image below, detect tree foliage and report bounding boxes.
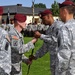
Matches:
[51,0,59,16]
[33,3,46,8]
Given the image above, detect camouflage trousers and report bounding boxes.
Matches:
[10,66,22,75]
[0,67,9,75]
[50,54,57,75]
[50,65,56,75]
[10,72,22,75]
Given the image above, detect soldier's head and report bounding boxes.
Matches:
[58,0,75,22]
[0,6,3,21]
[1,19,5,24]
[14,14,27,32]
[10,18,14,24]
[39,9,54,26]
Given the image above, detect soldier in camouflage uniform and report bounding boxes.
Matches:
[0,27,11,75]
[0,6,11,75]
[8,14,37,75]
[37,24,43,33]
[42,24,49,34]
[1,19,7,30]
[55,1,75,75]
[31,24,37,36]
[26,24,32,37]
[29,9,63,75]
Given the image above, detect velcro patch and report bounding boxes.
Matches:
[11,36,19,47]
[12,40,19,47]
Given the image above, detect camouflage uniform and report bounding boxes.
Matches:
[0,27,11,75]
[31,25,37,36]
[31,25,37,31]
[56,19,75,75]
[1,24,7,30]
[23,25,27,37]
[1,24,14,32]
[37,24,43,33]
[8,26,34,75]
[26,24,32,37]
[42,25,49,34]
[34,21,63,75]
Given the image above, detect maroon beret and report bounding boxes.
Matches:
[39,9,52,19]
[14,14,26,22]
[59,0,75,8]
[0,6,3,15]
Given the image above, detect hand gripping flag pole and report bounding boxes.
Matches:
[26,48,34,75]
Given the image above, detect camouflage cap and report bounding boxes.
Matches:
[0,6,3,15]
[14,14,27,22]
[39,9,52,19]
[59,0,75,8]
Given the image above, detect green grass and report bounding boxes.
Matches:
[22,37,51,75]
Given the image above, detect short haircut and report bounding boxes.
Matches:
[61,5,75,14]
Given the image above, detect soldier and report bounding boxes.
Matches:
[31,24,37,36]
[8,14,37,75]
[42,24,49,34]
[10,18,14,25]
[37,24,43,33]
[22,24,28,37]
[40,24,45,34]
[29,9,63,75]
[0,6,11,75]
[1,19,6,30]
[10,18,14,28]
[55,0,75,75]
[26,24,32,37]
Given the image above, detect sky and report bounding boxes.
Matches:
[0,0,65,8]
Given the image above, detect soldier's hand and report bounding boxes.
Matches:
[25,55,35,65]
[25,59,32,65]
[31,37,38,44]
[34,31,41,38]
[29,55,36,61]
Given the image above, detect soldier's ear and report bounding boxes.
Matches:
[62,8,68,17]
[48,14,52,19]
[64,8,68,14]
[17,21,22,27]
